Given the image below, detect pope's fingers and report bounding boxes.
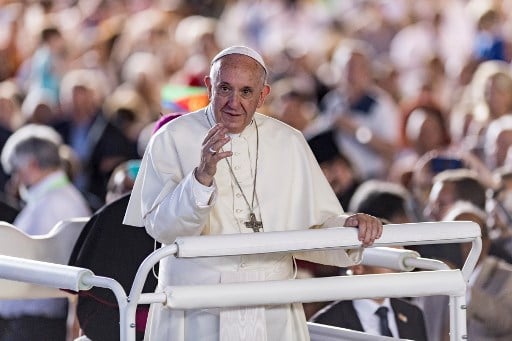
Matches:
[344,213,382,247]
[361,220,374,247]
[210,136,230,154]
[207,129,230,155]
[203,123,223,143]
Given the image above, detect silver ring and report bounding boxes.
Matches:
[208,147,217,154]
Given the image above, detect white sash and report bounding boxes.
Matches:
[219,270,267,341]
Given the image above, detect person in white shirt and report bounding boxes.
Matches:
[0,124,90,341]
[124,45,383,341]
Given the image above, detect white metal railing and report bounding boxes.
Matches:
[0,221,481,340]
[124,221,481,341]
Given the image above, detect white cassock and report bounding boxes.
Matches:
[124,106,362,341]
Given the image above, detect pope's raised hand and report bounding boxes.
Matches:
[195,123,232,186]
[344,213,383,247]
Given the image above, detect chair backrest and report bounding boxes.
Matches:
[0,217,89,299]
[42,218,91,264]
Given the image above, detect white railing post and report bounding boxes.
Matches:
[450,295,468,340]
[123,244,178,341]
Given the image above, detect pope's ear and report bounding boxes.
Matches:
[204,76,213,100]
[257,84,271,108]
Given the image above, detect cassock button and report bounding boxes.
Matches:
[234,165,240,170]
[236,193,242,198]
[235,209,242,213]
[240,263,246,268]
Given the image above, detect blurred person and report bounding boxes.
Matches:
[20,87,59,125]
[484,115,512,170]
[419,201,512,341]
[0,124,90,341]
[373,55,402,104]
[426,168,487,222]
[485,166,512,264]
[110,7,177,82]
[310,260,427,340]
[0,81,20,221]
[103,85,151,153]
[347,0,399,56]
[422,168,487,268]
[77,14,125,91]
[349,180,414,225]
[461,61,512,158]
[423,55,454,110]
[54,69,137,210]
[0,12,22,82]
[172,15,220,85]
[446,57,481,137]
[124,46,383,341]
[307,129,361,209]
[270,76,318,134]
[321,39,400,180]
[0,81,22,194]
[472,6,508,62]
[105,159,141,204]
[0,123,90,239]
[472,61,512,123]
[409,148,494,222]
[401,105,451,157]
[120,52,164,120]
[389,2,474,90]
[489,166,512,231]
[26,26,68,102]
[389,103,452,190]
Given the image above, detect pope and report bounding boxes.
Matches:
[124,45,383,341]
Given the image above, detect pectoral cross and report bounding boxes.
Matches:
[245,213,263,232]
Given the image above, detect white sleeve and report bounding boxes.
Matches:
[192,171,216,207]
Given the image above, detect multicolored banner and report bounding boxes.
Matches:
[161,84,209,113]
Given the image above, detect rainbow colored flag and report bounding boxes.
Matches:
[161,84,209,113]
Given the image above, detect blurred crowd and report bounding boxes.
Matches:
[3,0,512,339]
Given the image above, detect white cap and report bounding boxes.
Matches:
[211,46,267,74]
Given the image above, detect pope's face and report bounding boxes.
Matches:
[205,54,270,134]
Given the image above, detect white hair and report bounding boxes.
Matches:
[1,124,62,174]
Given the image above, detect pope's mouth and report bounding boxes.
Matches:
[223,111,243,118]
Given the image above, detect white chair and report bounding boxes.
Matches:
[0,218,89,299]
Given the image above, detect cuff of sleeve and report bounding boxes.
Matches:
[192,173,216,207]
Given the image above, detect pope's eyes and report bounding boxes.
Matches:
[240,88,254,98]
[219,85,231,93]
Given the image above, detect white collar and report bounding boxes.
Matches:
[23,170,69,203]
